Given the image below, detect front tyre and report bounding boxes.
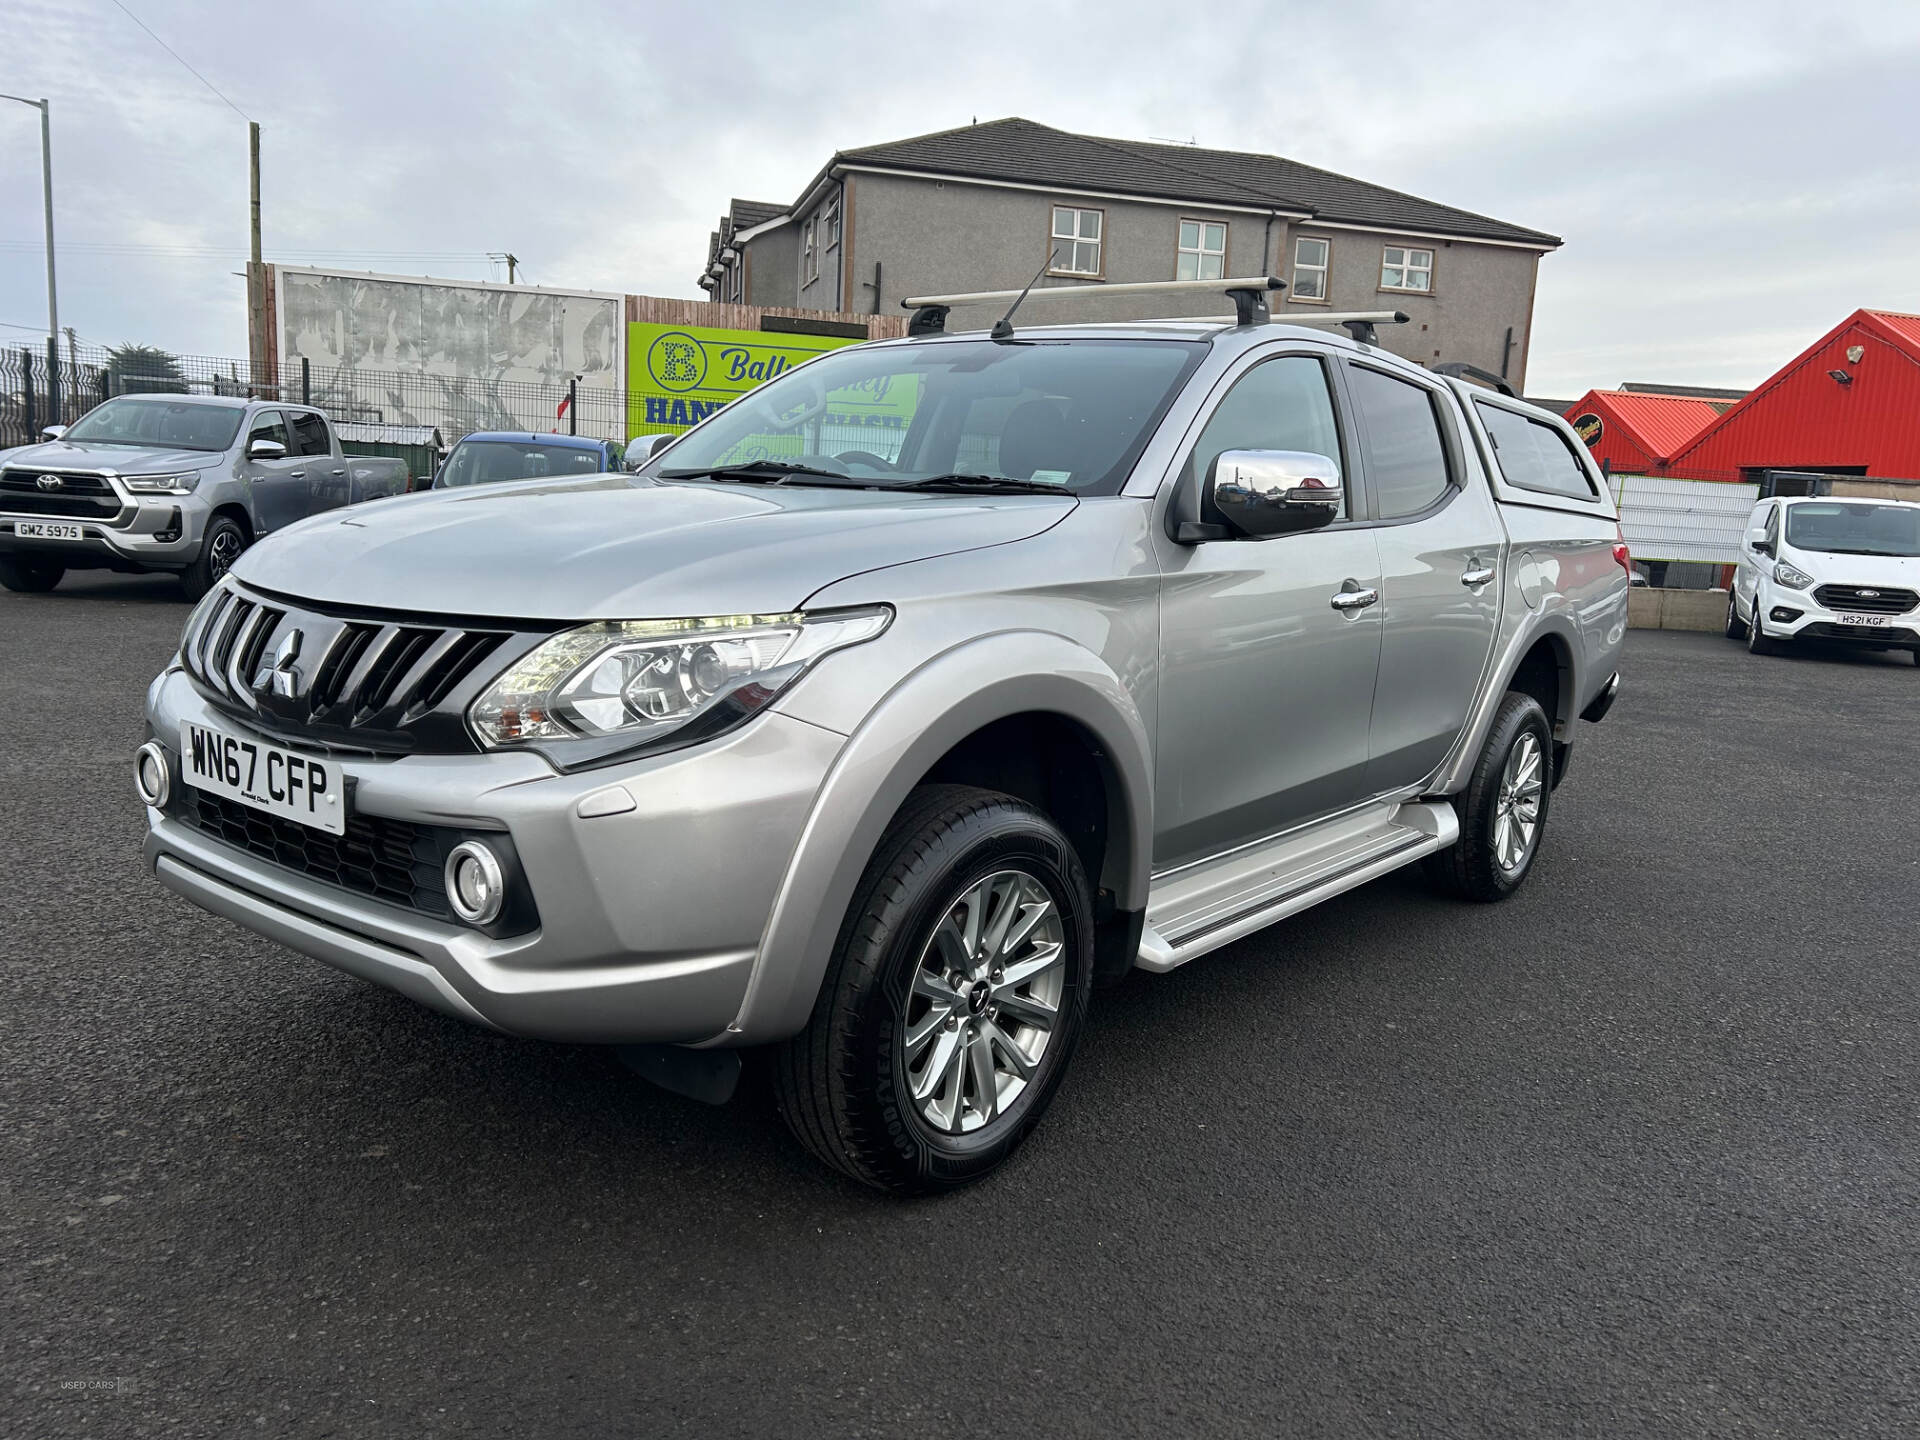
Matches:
[773,784,1094,1194]
[1425,691,1552,903]
[1725,587,1749,640]
[0,556,64,593]
[1747,600,1782,656]
[181,514,247,602]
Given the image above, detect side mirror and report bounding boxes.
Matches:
[1745,527,1771,555]
[248,438,287,461]
[1203,449,1344,540]
[625,433,673,471]
[40,425,66,441]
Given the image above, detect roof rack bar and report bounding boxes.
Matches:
[1431,361,1516,397]
[903,275,1285,335]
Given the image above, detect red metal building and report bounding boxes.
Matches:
[1661,310,1920,484]
[1558,390,1725,474]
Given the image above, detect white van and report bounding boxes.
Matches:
[1728,496,1920,663]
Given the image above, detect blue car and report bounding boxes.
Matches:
[433,432,624,489]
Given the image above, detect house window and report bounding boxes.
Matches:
[726,259,744,303]
[1176,220,1226,281]
[1050,206,1103,276]
[1291,236,1330,301]
[802,219,818,287]
[1380,245,1433,292]
[822,198,841,253]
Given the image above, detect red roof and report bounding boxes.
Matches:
[1866,308,1920,349]
[1596,394,1726,457]
[1662,309,1920,483]
[1561,390,1723,473]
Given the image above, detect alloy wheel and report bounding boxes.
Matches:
[208,526,243,578]
[1491,732,1544,873]
[900,869,1065,1135]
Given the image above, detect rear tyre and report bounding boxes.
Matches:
[772,784,1094,1194]
[1424,691,1552,904]
[0,556,64,593]
[181,514,247,601]
[1725,587,1749,640]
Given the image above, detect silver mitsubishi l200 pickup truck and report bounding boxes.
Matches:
[136,278,1627,1193]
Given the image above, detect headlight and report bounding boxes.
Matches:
[469,607,890,763]
[123,471,201,494]
[1773,561,1814,590]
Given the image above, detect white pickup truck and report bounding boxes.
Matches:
[0,393,409,597]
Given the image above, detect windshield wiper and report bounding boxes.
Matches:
[888,473,1073,495]
[656,459,873,487]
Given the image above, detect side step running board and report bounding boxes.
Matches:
[1136,799,1458,973]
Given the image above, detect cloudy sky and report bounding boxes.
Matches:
[3,0,1916,396]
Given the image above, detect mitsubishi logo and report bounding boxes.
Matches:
[36,474,63,492]
[263,629,304,699]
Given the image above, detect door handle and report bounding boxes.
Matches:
[330,468,345,476]
[1330,585,1379,612]
[1461,563,1496,587]
[288,470,306,479]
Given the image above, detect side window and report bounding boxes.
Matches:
[1346,366,1453,519]
[288,411,331,457]
[1475,403,1596,499]
[1763,503,1780,545]
[246,409,291,454]
[1187,355,1346,519]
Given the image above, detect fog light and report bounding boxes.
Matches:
[1770,607,1800,624]
[134,741,171,808]
[154,507,182,543]
[445,840,505,925]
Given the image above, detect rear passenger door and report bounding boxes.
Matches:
[1344,362,1503,796]
[287,410,346,514]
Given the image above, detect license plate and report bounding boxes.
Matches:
[1835,612,1889,627]
[16,520,84,540]
[180,720,346,835]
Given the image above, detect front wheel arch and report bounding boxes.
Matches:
[734,634,1152,1045]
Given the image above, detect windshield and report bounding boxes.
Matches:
[1785,502,1920,557]
[437,440,606,488]
[646,337,1206,495]
[60,398,245,453]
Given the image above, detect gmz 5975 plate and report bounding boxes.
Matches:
[180,720,346,835]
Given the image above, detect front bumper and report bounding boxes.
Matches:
[1755,583,1920,647]
[0,496,207,572]
[142,668,845,1044]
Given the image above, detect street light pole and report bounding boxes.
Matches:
[0,94,58,342]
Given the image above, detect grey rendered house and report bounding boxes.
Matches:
[697,118,1561,386]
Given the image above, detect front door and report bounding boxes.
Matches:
[1154,350,1385,871]
[1343,362,1502,795]
[240,409,306,534]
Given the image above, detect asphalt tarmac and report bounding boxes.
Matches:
[5,572,1917,1437]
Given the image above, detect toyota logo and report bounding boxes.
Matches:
[35,474,63,492]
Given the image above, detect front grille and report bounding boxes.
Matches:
[181,583,528,753]
[1814,584,1917,615]
[178,787,455,920]
[0,469,122,520]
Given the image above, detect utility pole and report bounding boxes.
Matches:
[1,94,57,342]
[506,253,518,284]
[247,120,267,389]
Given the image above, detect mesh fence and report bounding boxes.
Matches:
[0,340,630,453]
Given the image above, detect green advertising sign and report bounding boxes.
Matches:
[628,322,867,433]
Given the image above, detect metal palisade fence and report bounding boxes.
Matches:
[0,339,630,453]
